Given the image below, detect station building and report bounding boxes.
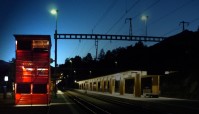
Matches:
[14,35,51,105]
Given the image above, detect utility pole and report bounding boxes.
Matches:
[179,21,189,31]
[93,29,98,61]
[95,38,98,61]
[125,18,132,36]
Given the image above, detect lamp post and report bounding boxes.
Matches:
[141,15,148,37]
[51,9,58,98]
[51,9,58,68]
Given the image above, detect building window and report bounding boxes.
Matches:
[22,67,35,76]
[16,83,31,93]
[37,68,48,76]
[33,40,49,51]
[33,84,47,93]
[17,40,32,50]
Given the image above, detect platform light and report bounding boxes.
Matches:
[50,9,57,15]
[4,76,8,82]
[141,15,148,36]
[141,15,148,21]
[69,60,72,64]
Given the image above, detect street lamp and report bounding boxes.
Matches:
[141,15,148,37]
[51,8,58,68]
[51,8,58,98]
[115,61,118,66]
[69,60,72,64]
[4,76,8,82]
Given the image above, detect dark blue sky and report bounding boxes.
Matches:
[0,0,199,65]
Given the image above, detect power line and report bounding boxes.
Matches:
[86,43,95,56]
[190,17,199,23]
[105,0,140,34]
[150,0,195,26]
[116,0,160,35]
[133,0,194,37]
[152,0,195,36]
[163,16,199,37]
[102,0,160,53]
[162,26,180,37]
[92,0,118,33]
[132,0,160,19]
[69,41,81,58]
[77,41,87,56]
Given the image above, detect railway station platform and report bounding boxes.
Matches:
[75,89,198,102]
[0,91,74,114]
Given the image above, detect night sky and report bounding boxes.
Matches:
[0,0,199,65]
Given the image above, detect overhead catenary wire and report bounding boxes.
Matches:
[92,0,118,33]
[91,0,118,60]
[105,0,140,34]
[101,0,160,53]
[93,0,140,58]
[115,0,160,35]
[161,0,198,36]
[163,16,199,37]
[151,0,195,26]
[90,0,159,59]
[132,0,160,19]
[86,44,96,57]
[78,0,161,59]
[68,41,81,58]
[130,0,195,37]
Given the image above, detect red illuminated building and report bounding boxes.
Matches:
[14,35,51,105]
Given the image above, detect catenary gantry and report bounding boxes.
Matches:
[55,33,165,42]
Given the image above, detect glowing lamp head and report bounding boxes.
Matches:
[141,15,148,21]
[4,76,8,82]
[51,9,58,15]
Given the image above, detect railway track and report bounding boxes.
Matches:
[65,91,111,114]
[72,90,199,114]
[65,90,163,114]
[76,91,158,113]
[71,90,172,114]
